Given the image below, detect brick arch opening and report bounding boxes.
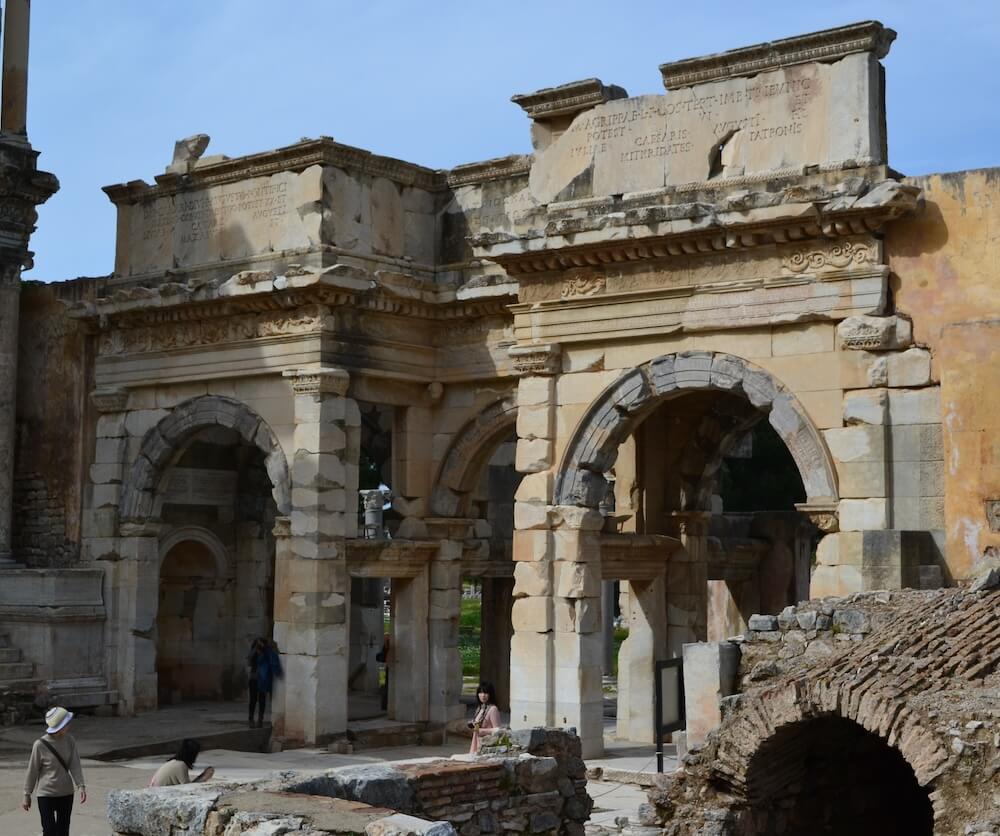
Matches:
[737,715,933,835]
[554,351,837,510]
[119,395,291,525]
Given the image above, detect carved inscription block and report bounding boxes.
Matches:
[530,52,883,203]
[118,166,323,277]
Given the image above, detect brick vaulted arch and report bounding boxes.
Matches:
[652,587,999,833]
[119,395,291,524]
[431,396,518,517]
[554,351,839,509]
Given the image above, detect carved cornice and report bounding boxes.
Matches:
[103,138,445,203]
[659,21,896,90]
[511,78,628,120]
[509,343,561,376]
[282,367,350,396]
[0,137,59,276]
[476,181,919,277]
[446,155,532,188]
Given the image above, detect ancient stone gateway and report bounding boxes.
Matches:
[5,19,999,765]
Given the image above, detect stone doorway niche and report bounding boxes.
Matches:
[740,715,933,835]
[621,388,815,646]
[153,425,278,705]
[461,431,519,713]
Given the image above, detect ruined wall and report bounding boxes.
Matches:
[13,280,101,566]
[887,168,1000,579]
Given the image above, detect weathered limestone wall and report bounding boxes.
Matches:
[13,281,98,567]
[888,168,1000,579]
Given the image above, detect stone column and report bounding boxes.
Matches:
[508,344,560,737]
[616,575,666,742]
[0,0,57,564]
[391,566,430,723]
[428,537,463,727]
[273,368,359,745]
[1,0,29,135]
[113,525,161,713]
[666,512,711,657]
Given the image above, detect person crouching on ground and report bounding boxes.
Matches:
[468,681,502,755]
[22,706,86,836]
[149,738,215,787]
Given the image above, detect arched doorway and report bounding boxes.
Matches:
[741,716,933,835]
[152,426,279,707]
[157,537,229,704]
[117,395,289,713]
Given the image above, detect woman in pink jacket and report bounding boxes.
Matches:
[469,681,502,754]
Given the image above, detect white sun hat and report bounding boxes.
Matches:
[45,706,73,734]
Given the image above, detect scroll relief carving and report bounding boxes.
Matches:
[561,269,606,299]
[97,306,328,356]
[783,241,876,274]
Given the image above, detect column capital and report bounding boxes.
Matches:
[509,343,561,376]
[90,387,129,413]
[272,516,291,538]
[282,367,350,396]
[795,501,840,533]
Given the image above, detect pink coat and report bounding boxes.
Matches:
[469,704,501,754]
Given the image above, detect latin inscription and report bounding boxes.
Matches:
[141,181,289,243]
[563,76,815,168]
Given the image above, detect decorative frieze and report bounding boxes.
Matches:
[511,77,628,121]
[560,269,606,299]
[783,240,877,274]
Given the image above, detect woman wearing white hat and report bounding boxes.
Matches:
[21,706,86,836]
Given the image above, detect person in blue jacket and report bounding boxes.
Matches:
[247,637,283,728]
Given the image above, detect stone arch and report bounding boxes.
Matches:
[554,351,838,509]
[119,395,291,525]
[709,680,947,826]
[158,525,230,579]
[431,396,518,517]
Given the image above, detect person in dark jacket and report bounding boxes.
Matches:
[248,637,282,728]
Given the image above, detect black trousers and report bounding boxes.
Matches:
[37,794,73,836]
[249,681,266,721]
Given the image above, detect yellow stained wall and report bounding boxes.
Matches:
[888,168,1000,577]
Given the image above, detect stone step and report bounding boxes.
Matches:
[0,677,40,693]
[0,648,21,663]
[338,722,427,752]
[56,690,119,709]
[0,662,34,681]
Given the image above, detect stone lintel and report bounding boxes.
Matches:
[511,77,628,121]
[659,20,896,90]
[600,533,682,581]
[509,342,561,376]
[283,366,350,396]
[346,539,438,578]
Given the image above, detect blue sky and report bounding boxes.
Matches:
[25,1,1000,281]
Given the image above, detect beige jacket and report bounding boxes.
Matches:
[23,734,85,798]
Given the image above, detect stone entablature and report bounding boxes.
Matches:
[658,20,895,89]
